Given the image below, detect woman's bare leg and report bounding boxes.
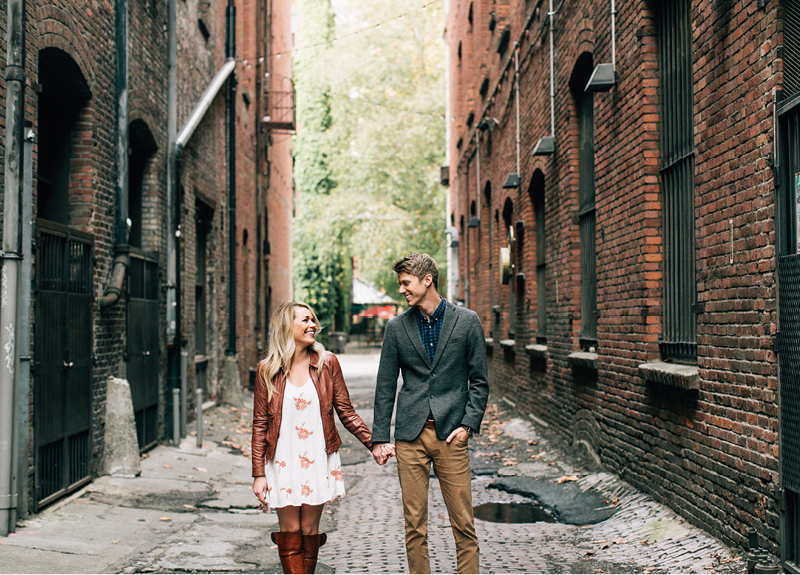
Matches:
[299,504,325,535]
[276,504,324,534]
[277,506,301,532]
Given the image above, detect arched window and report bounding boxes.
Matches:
[570,52,597,350]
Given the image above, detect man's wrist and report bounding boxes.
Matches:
[461,425,475,437]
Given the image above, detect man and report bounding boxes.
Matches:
[372,253,489,574]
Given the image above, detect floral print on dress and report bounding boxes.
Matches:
[293,394,312,411]
[262,377,345,510]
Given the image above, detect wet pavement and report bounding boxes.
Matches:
[0,349,747,573]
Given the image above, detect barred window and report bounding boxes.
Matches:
[530,170,547,343]
[657,0,696,362]
[571,53,597,350]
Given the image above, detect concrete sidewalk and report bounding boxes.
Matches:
[0,413,283,574]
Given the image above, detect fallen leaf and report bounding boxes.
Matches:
[162,464,172,469]
[584,551,594,557]
[599,544,609,550]
[231,444,240,449]
[159,517,172,522]
[592,540,607,544]
[230,407,239,412]
[324,510,332,514]
[111,540,118,544]
[141,453,148,459]
[527,440,539,445]
[557,475,579,483]
[183,504,197,510]
[641,539,648,545]
[612,498,619,505]
[194,467,207,473]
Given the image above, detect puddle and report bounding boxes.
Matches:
[473,502,556,523]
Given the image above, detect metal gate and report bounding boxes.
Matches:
[127,250,159,451]
[777,93,800,572]
[34,220,93,507]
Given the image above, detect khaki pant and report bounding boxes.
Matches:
[395,427,479,574]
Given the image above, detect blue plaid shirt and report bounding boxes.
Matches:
[416,297,446,362]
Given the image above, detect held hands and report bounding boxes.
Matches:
[372,443,396,465]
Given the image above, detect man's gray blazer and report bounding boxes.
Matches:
[372,300,489,443]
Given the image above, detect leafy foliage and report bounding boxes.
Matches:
[293,0,446,334]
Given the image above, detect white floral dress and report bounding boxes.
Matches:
[263,377,345,509]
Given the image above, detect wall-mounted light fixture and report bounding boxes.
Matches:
[585,0,617,92]
[504,45,523,187]
[533,0,557,156]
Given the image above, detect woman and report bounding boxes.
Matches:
[251,302,392,574]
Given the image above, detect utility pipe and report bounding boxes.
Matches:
[548,0,555,136]
[100,0,130,308]
[166,0,177,345]
[611,0,616,72]
[14,129,34,527]
[226,0,237,356]
[0,0,25,537]
[514,45,521,178]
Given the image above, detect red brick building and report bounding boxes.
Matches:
[0,0,293,526]
[446,0,799,565]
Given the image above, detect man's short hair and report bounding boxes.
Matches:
[393,253,439,289]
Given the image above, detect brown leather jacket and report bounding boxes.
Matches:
[251,351,372,477]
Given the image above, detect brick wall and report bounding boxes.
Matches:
[448,0,782,553]
[0,0,293,515]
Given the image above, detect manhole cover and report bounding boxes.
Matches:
[473,502,556,523]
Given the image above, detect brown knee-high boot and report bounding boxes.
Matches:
[271,531,306,574]
[302,533,327,574]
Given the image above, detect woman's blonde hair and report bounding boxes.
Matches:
[258,301,326,401]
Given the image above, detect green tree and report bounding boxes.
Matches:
[293,0,446,335]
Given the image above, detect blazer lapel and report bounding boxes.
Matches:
[401,309,432,367]
[430,302,458,371]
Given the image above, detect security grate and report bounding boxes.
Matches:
[779,254,800,493]
[786,0,800,99]
[658,0,696,362]
[35,221,93,508]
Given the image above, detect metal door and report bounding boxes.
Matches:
[127,250,159,451]
[34,220,93,507]
[777,96,800,572]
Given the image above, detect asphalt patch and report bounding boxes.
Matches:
[488,476,617,525]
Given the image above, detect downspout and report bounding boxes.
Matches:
[227,0,237,356]
[99,0,130,308]
[166,0,178,395]
[15,128,34,526]
[0,0,25,538]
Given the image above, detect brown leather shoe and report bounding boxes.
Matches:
[302,533,327,574]
[271,531,306,574]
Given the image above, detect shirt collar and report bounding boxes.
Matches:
[417,297,446,322]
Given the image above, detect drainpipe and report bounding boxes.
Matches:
[99,0,130,308]
[227,0,237,356]
[166,0,178,401]
[14,128,34,526]
[0,0,25,538]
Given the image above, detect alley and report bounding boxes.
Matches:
[0,351,745,574]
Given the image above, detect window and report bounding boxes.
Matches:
[657,0,696,362]
[571,53,597,350]
[530,170,546,343]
